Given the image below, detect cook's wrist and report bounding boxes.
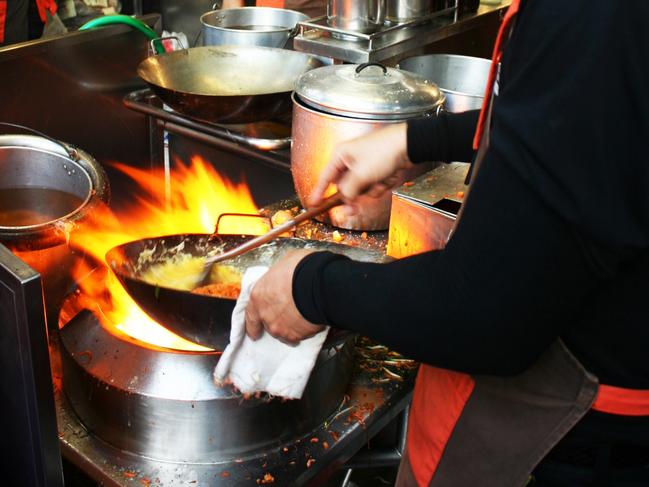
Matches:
[292,251,349,325]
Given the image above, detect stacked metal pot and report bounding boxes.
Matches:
[291,63,445,230]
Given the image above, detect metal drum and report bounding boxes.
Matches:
[398,54,491,113]
[60,309,354,462]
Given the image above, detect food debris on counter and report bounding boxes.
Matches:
[257,473,275,484]
[332,230,344,242]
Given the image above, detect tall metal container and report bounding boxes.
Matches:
[0,134,109,326]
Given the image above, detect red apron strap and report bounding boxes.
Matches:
[407,366,475,486]
[0,0,7,44]
[472,0,521,150]
[256,0,285,8]
[35,0,57,23]
[593,384,649,417]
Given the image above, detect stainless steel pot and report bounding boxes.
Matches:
[327,0,386,36]
[0,131,109,325]
[386,0,435,24]
[398,54,491,112]
[291,63,444,231]
[201,7,308,48]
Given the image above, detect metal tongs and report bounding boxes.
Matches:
[197,192,344,286]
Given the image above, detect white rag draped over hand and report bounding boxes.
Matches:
[213,266,330,399]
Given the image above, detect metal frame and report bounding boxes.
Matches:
[123,89,292,172]
[297,1,459,49]
[293,2,509,63]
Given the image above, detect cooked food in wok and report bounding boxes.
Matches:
[107,234,390,349]
[139,255,243,299]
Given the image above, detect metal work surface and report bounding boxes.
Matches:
[53,330,415,486]
[294,2,509,63]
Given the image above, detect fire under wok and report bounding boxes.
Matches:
[137,45,322,124]
[106,234,389,350]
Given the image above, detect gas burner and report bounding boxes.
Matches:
[59,309,353,463]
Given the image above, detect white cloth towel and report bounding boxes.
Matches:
[213,266,329,399]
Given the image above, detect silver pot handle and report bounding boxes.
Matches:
[212,1,221,10]
[0,122,79,161]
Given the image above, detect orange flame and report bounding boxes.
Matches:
[67,156,269,351]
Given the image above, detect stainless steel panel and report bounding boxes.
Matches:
[0,244,63,486]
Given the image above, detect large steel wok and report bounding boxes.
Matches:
[137,45,322,124]
[106,234,389,350]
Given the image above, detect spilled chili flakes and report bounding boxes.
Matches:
[139,478,151,487]
[322,441,330,450]
[124,471,137,479]
[220,471,231,478]
[310,437,319,443]
[329,431,340,442]
[306,458,316,468]
[282,447,289,453]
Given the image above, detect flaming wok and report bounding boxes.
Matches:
[106,234,389,350]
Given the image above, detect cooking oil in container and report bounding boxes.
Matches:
[0,188,85,227]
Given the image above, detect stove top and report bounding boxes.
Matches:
[52,206,413,485]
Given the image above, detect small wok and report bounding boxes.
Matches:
[106,234,389,350]
[137,45,322,124]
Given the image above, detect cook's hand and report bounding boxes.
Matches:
[245,250,325,344]
[310,123,413,210]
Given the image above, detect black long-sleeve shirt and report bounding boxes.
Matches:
[293,0,649,447]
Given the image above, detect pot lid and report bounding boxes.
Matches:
[295,63,444,120]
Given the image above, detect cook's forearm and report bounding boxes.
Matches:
[293,153,598,376]
[407,109,479,164]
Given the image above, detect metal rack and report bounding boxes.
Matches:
[123,89,292,172]
[294,1,509,63]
